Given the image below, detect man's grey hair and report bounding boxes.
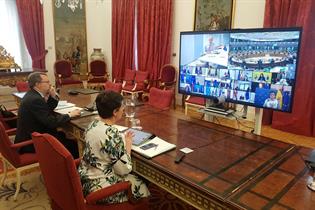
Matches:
[28,72,47,89]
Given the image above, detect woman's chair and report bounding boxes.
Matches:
[148,87,174,110]
[87,60,109,89]
[0,122,38,201]
[32,132,148,210]
[54,60,82,88]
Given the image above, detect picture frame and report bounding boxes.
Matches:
[194,0,234,31]
[53,2,88,75]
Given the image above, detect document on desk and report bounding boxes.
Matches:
[132,136,176,159]
[54,106,83,115]
[55,101,75,110]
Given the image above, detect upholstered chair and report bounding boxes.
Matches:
[0,122,38,201]
[32,132,148,210]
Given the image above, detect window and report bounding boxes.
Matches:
[0,0,31,68]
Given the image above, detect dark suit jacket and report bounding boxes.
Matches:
[15,89,71,152]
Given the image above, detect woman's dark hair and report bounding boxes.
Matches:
[96,91,123,119]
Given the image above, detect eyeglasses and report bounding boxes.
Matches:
[40,81,50,84]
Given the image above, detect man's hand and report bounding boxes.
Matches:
[48,86,58,98]
[68,109,81,118]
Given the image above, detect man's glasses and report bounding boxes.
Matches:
[40,81,50,84]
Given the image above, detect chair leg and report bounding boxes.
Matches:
[0,160,7,186]
[13,169,21,201]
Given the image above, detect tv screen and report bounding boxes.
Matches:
[179,28,302,112]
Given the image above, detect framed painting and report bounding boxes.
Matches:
[53,1,88,75]
[194,0,234,31]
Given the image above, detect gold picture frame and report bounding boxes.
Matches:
[53,1,88,75]
[194,0,234,31]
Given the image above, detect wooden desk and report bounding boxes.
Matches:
[0,68,46,86]
[14,90,315,209]
[63,102,315,209]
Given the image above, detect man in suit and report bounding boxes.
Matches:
[15,72,81,157]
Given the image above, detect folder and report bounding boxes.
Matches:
[132,136,176,158]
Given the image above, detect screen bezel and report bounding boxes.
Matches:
[178,27,303,113]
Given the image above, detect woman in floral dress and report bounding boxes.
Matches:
[78,91,150,204]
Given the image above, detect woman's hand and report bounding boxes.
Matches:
[124,130,134,154]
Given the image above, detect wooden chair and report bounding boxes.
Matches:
[0,122,38,201]
[148,87,174,110]
[15,81,29,92]
[32,132,148,210]
[122,71,149,99]
[87,60,109,89]
[54,60,82,88]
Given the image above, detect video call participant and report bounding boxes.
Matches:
[263,90,279,109]
[78,91,150,204]
[15,72,81,157]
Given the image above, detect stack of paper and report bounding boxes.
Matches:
[132,137,176,159]
[55,101,75,110]
[54,106,82,115]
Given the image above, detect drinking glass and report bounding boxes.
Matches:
[130,118,142,130]
[123,98,136,118]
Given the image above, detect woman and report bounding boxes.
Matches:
[78,91,150,204]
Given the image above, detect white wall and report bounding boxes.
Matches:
[43,0,265,102]
[43,0,111,84]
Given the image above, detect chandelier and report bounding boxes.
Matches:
[54,0,83,12]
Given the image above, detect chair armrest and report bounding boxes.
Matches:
[5,128,16,136]
[85,181,130,204]
[10,139,34,149]
[74,158,81,167]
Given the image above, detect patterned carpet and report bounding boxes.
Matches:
[0,163,196,210]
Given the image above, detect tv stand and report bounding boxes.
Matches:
[204,106,234,116]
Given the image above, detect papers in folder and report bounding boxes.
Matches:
[132,137,176,159]
[55,101,75,110]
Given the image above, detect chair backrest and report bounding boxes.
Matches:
[104,81,122,93]
[135,71,149,83]
[148,87,174,110]
[16,81,29,92]
[123,69,136,85]
[0,122,20,166]
[90,60,107,76]
[54,60,73,78]
[160,64,176,84]
[32,132,85,210]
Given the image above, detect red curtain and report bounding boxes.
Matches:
[137,0,173,80]
[263,0,315,136]
[16,0,46,69]
[112,0,135,81]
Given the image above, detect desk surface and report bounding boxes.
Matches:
[16,89,315,209]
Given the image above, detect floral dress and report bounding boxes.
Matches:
[78,120,150,204]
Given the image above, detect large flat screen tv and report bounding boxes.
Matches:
[179,28,302,112]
